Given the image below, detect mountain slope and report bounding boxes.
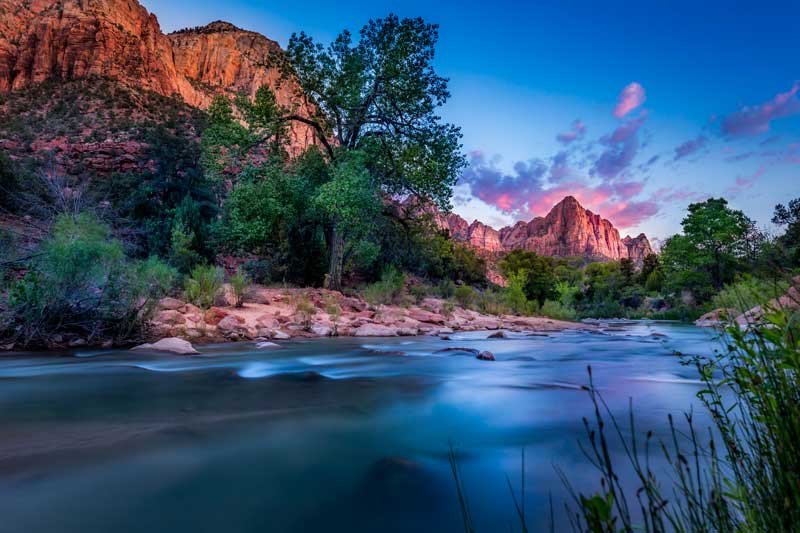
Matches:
[0,0,318,155]
[443,196,654,264]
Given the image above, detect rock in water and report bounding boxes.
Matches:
[256,342,282,349]
[487,331,507,339]
[131,338,199,355]
[477,351,496,361]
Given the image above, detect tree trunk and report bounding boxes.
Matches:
[327,220,345,291]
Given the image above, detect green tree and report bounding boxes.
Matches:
[680,198,753,290]
[314,152,381,287]
[220,149,330,286]
[267,14,466,289]
[499,250,555,305]
[773,197,800,265]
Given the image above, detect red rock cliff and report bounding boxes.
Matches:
[0,0,318,154]
[444,196,654,264]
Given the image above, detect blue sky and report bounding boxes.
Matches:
[143,0,800,242]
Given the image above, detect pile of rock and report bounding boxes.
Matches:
[147,287,588,344]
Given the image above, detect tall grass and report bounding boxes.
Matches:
[450,301,800,532]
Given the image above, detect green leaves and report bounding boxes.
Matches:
[281,14,466,209]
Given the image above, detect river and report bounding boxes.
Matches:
[0,322,719,532]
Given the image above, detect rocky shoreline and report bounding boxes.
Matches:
[147,286,592,347]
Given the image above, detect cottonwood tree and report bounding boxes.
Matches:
[264,14,466,290]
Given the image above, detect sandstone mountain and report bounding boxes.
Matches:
[0,0,318,160]
[441,196,653,264]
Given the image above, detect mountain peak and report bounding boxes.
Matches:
[171,21,247,35]
[441,196,653,264]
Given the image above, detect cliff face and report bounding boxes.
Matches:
[168,21,318,156]
[0,0,317,155]
[444,196,654,264]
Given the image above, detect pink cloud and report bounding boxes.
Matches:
[613,82,646,118]
[459,152,667,229]
[673,136,708,161]
[556,120,587,145]
[721,82,800,137]
[726,167,765,197]
[593,113,647,179]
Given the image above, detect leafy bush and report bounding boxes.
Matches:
[711,274,789,315]
[478,289,509,316]
[229,268,250,308]
[504,271,529,315]
[184,265,224,310]
[292,293,317,330]
[540,300,577,321]
[454,285,478,309]
[363,268,406,306]
[1,214,176,347]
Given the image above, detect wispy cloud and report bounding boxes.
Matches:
[721,82,800,137]
[673,136,708,161]
[613,82,646,118]
[592,113,647,179]
[556,119,587,145]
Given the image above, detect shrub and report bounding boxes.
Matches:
[323,294,342,334]
[292,293,317,330]
[540,300,577,321]
[478,289,509,316]
[711,274,789,315]
[184,264,224,310]
[229,268,250,308]
[454,285,478,309]
[1,213,176,347]
[437,279,456,299]
[409,284,429,304]
[504,271,529,315]
[363,268,406,306]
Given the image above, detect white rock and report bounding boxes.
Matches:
[273,331,291,340]
[353,324,399,337]
[131,338,199,355]
[256,342,282,349]
[311,324,333,337]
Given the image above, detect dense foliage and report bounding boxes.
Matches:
[0,213,175,348]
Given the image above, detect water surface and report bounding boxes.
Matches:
[0,323,719,532]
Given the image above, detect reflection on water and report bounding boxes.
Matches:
[0,323,719,532]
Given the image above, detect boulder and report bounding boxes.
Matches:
[256,341,282,349]
[353,324,399,337]
[132,338,199,355]
[159,297,185,311]
[695,308,736,328]
[154,310,186,325]
[273,331,291,340]
[311,324,333,337]
[204,307,229,326]
[407,309,446,324]
[217,315,242,333]
[487,330,507,339]
[476,351,496,361]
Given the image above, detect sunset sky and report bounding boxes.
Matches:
[144,0,800,243]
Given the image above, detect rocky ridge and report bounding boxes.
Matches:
[440,196,654,264]
[0,0,318,155]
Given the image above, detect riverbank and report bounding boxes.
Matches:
[147,286,592,346]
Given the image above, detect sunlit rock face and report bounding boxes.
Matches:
[0,0,318,155]
[445,196,654,264]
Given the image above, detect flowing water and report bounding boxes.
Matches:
[0,322,720,532]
